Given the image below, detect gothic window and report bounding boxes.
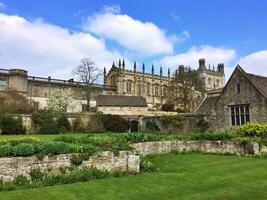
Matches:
[137,83,142,95]
[216,79,220,86]
[163,85,168,97]
[146,83,150,95]
[230,105,250,126]
[154,84,159,96]
[110,75,116,87]
[126,80,132,94]
[0,80,6,91]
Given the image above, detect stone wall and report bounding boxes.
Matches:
[0,150,139,182]
[131,140,260,156]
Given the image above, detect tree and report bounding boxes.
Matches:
[169,67,204,112]
[72,58,102,111]
[47,88,76,112]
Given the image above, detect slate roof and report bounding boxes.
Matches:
[96,95,147,107]
[246,73,267,98]
[195,95,219,114]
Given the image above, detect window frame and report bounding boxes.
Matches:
[230,104,250,126]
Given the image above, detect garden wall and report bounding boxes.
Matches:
[131,140,260,156]
[0,150,139,182]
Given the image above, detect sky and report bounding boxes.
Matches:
[0,0,267,81]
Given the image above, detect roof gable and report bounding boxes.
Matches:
[217,65,267,102]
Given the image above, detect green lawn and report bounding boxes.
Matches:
[1,153,267,200]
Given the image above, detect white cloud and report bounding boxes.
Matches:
[237,50,267,77]
[159,45,237,75]
[83,6,182,56]
[0,13,123,80]
[0,2,6,10]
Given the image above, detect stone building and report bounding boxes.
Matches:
[0,68,116,112]
[0,58,225,113]
[196,65,267,130]
[104,58,225,109]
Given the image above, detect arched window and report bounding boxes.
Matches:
[154,84,159,96]
[216,79,220,86]
[110,75,116,87]
[163,85,168,97]
[146,83,151,95]
[126,80,132,94]
[208,78,211,85]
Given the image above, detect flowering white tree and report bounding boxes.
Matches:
[47,88,76,112]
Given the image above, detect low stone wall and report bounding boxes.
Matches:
[0,151,139,182]
[0,140,264,182]
[131,140,260,156]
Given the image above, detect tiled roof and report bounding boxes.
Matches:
[195,95,219,114]
[96,95,147,107]
[246,73,267,98]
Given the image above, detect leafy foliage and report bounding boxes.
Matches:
[32,109,58,134]
[160,115,184,129]
[238,123,267,138]
[47,88,76,112]
[99,114,130,132]
[57,113,71,133]
[161,102,175,112]
[189,132,235,141]
[0,115,26,135]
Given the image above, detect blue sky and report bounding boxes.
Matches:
[0,0,267,80]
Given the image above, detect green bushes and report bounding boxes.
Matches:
[160,115,184,129]
[140,157,158,172]
[0,115,26,135]
[32,110,58,134]
[72,115,85,132]
[13,143,37,156]
[99,114,130,132]
[0,145,13,157]
[0,167,136,191]
[238,123,267,138]
[57,114,70,133]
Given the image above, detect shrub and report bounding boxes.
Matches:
[57,113,70,133]
[238,123,267,138]
[140,157,158,172]
[161,102,175,112]
[99,114,130,132]
[0,145,13,157]
[37,142,74,155]
[32,109,58,134]
[30,169,44,181]
[13,143,37,156]
[70,154,90,166]
[190,132,235,141]
[13,175,30,188]
[145,120,160,132]
[0,115,26,135]
[72,115,85,132]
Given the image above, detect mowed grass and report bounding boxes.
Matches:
[1,153,267,200]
